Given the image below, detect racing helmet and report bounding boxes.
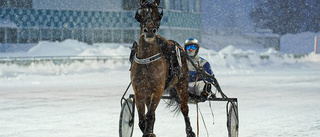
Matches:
[184,38,200,57]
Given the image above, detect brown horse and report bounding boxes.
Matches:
[130,0,195,137]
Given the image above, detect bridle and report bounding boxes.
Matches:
[135,2,163,30]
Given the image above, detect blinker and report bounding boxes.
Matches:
[134,6,163,23]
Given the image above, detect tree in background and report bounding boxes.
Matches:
[250,0,320,35]
[304,0,320,32]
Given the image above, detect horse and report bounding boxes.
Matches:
[130,0,195,137]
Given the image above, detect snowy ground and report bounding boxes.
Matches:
[1,67,320,137]
[1,40,320,137]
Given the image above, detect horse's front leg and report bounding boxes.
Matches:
[143,93,162,137]
[143,109,156,137]
[135,94,146,134]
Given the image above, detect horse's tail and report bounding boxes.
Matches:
[165,88,181,114]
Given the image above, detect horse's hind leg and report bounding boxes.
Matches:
[180,95,195,137]
[175,85,196,137]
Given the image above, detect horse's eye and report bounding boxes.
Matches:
[152,28,157,33]
[143,28,148,33]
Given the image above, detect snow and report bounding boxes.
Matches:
[202,31,320,54]
[281,32,320,54]
[0,40,131,57]
[1,39,320,137]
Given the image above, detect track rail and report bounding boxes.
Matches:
[0,56,129,61]
[0,56,130,65]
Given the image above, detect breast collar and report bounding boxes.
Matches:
[134,52,162,64]
[134,35,175,65]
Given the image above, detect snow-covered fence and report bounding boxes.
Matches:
[0,53,310,67]
[0,56,129,66]
[1,53,318,76]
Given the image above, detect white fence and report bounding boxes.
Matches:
[0,56,129,66]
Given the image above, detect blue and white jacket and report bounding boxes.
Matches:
[187,55,214,83]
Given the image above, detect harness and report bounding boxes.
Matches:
[132,34,182,65]
[130,35,183,90]
[134,53,162,64]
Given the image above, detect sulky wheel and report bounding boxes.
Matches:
[227,101,239,137]
[119,98,135,137]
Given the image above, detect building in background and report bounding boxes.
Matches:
[0,0,202,52]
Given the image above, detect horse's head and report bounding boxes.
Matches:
[135,0,163,43]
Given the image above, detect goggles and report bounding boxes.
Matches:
[186,45,197,50]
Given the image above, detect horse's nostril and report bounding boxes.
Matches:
[152,28,157,33]
[143,28,148,33]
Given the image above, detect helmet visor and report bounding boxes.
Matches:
[186,45,197,50]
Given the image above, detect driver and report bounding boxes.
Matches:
[184,38,215,101]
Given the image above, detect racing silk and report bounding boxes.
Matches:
[187,55,214,83]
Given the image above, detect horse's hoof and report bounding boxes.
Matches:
[143,133,156,137]
[187,132,195,137]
